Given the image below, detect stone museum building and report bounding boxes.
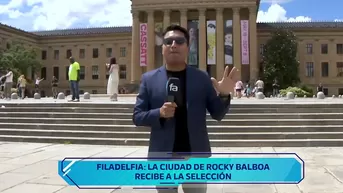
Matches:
[1,0,343,96]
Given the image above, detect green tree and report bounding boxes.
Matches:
[261,29,300,91]
[0,41,41,82]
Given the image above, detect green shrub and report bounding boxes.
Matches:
[299,85,313,95]
[279,87,311,97]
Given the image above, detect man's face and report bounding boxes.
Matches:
[69,58,74,64]
[162,30,188,65]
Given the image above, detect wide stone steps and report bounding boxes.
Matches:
[1,129,343,140]
[0,122,342,132]
[1,102,343,146]
[1,112,343,119]
[0,135,342,146]
[0,117,343,126]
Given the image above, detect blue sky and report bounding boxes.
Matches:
[0,0,342,31]
[258,0,342,22]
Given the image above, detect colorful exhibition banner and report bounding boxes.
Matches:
[140,23,148,67]
[224,20,233,65]
[187,20,199,66]
[207,20,216,65]
[58,154,304,189]
[241,20,250,65]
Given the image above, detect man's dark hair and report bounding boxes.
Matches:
[110,57,116,64]
[162,25,190,45]
[69,57,75,63]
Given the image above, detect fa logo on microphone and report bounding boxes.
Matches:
[169,83,178,92]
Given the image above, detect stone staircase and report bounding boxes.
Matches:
[0,102,343,146]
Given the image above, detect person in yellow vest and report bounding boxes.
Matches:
[68,57,80,102]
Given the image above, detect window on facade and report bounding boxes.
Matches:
[306,43,313,54]
[323,88,328,96]
[305,62,314,77]
[321,44,328,54]
[338,88,343,95]
[66,49,72,58]
[92,90,98,94]
[80,66,85,80]
[54,50,59,60]
[106,48,112,57]
[119,65,127,79]
[31,68,35,80]
[259,44,265,55]
[65,66,69,80]
[92,65,99,79]
[105,66,110,79]
[40,67,46,79]
[41,50,47,60]
[93,48,99,58]
[40,90,46,97]
[79,49,85,59]
[336,62,343,77]
[53,67,59,80]
[337,44,343,54]
[321,62,329,77]
[120,47,126,57]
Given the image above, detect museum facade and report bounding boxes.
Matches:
[1,0,343,96]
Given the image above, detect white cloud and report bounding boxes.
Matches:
[334,19,343,22]
[260,0,293,4]
[257,3,311,22]
[0,0,132,31]
[0,0,314,31]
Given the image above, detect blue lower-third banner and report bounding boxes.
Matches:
[58,153,304,188]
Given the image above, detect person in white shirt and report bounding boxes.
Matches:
[255,78,264,93]
[35,76,44,93]
[3,69,13,99]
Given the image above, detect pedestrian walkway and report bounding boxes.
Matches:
[0,142,343,192]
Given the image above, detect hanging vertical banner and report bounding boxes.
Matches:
[154,22,163,66]
[187,20,199,66]
[140,23,148,67]
[224,20,233,65]
[207,20,216,65]
[241,20,250,65]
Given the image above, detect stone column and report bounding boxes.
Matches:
[249,7,258,81]
[198,8,207,72]
[130,10,140,82]
[233,7,241,80]
[216,8,224,79]
[163,10,170,28]
[147,10,155,71]
[180,9,188,28]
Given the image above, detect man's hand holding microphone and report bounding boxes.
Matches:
[160,102,177,118]
[160,77,180,118]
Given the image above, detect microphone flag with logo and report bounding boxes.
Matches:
[166,77,180,102]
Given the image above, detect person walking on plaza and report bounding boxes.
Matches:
[51,76,58,99]
[255,78,264,93]
[2,69,13,100]
[106,57,119,101]
[68,57,80,102]
[18,75,27,99]
[133,25,237,193]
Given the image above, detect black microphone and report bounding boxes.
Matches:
[166,77,180,103]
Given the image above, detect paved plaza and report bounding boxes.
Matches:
[0,142,343,193]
